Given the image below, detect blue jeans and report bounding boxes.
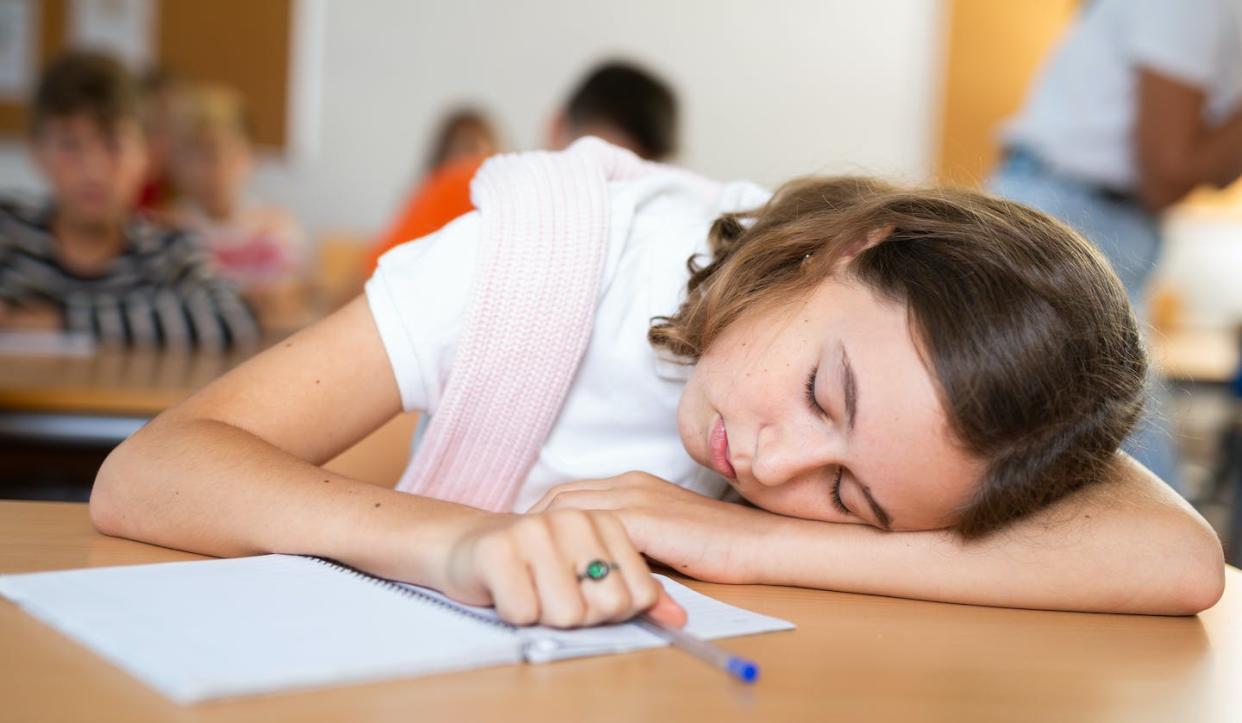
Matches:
[989,152,1180,488]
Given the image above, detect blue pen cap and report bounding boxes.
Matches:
[727,657,759,684]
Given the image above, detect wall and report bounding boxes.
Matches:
[0,0,948,237]
[936,0,1077,185]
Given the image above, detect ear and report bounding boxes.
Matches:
[841,224,895,259]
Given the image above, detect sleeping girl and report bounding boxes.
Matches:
[91,139,1224,629]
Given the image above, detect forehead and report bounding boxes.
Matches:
[38,113,140,141]
[816,278,983,529]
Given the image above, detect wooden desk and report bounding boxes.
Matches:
[1152,328,1239,385]
[0,347,253,417]
[0,345,419,489]
[2,501,1239,723]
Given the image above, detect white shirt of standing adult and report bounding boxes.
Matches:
[1003,0,1242,190]
[366,172,771,512]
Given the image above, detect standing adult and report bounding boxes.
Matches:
[990,0,1242,487]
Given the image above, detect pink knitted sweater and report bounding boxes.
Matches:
[394,138,720,511]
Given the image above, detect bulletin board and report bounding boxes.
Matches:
[0,0,292,149]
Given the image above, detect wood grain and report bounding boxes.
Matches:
[1,501,1238,723]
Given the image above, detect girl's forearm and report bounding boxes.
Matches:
[744,460,1225,615]
[91,417,483,589]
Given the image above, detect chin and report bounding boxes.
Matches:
[68,201,119,222]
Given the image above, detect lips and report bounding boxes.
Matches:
[709,415,737,480]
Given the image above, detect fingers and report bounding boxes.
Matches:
[473,534,540,625]
[547,511,632,627]
[526,472,658,514]
[594,513,665,622]
[481,510,664,629]
[527,481,617,513]
[516,513,590,628]
[646,588,689,629]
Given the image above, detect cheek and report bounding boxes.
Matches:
[114,149,147,183]
[676,372,710,461]
[46,152,84,183]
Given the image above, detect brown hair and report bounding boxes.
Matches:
[424,108,498,173]
[171,84,252,145]
[31,51,142,136]
[650,177,1147,538]
[565,61,678,161]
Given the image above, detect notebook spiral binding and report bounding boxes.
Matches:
[305,556,518,633]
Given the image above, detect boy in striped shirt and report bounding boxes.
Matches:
[0,52,258,348]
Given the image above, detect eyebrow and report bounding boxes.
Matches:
[857,482,892,531]
[841,346,858,432]
[838,345,890,529]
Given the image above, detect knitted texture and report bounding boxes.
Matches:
[395,137,711,511]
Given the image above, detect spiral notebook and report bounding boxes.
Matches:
[0,554,793,703]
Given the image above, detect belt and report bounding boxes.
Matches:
[1002,147,1140,207]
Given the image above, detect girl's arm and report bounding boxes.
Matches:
[533,456,1226,615]
[91,295,685,628]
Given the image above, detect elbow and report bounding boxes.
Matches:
[1159,518,1226,616]
[1174,534,1226,615]
[89,432,146,539]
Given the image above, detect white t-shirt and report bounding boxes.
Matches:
[366,171,770,512]
[1003,0,1242,189]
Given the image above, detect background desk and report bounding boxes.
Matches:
[2,500,1239,723]
[0,348,255,500]
[0,345,418,498]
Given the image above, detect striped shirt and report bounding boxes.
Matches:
[0,198,260,349]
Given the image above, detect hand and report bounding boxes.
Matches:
[529,472,773,585]
[438,508,687,629]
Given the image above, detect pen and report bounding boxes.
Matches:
[636,615,760,684]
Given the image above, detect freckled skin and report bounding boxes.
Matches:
[676,274,985,531]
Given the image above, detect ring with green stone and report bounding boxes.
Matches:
[577,559,618,582]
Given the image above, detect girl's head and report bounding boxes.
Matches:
[169,85,254,219]
[654,178,1146,538]
[424,108,500,175]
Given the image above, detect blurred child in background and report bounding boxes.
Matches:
[135,68,185,212]
[365,109,501,273]
[423,108,501,175]
[0,52,257,348]
[367,60,679,270]
[166,84,308,329]
[546,61,679,162]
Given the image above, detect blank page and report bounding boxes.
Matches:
[0,555,520,703]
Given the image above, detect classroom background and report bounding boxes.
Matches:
[1,0,1241,563]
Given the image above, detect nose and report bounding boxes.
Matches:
[750,421,838,488]
[78,143,116,177]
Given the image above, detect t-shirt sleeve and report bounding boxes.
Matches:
[1124,0,1227,88]
[364,211,480,413]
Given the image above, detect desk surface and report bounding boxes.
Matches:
[0,347,254,416]
[1151,328,1239,384]
[2,501,1240,723]
[0,326,1234,418]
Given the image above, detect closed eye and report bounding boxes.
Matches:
[805,366,825,415]
[830,466,848,514]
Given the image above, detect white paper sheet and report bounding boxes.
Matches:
[0,554,795,703]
